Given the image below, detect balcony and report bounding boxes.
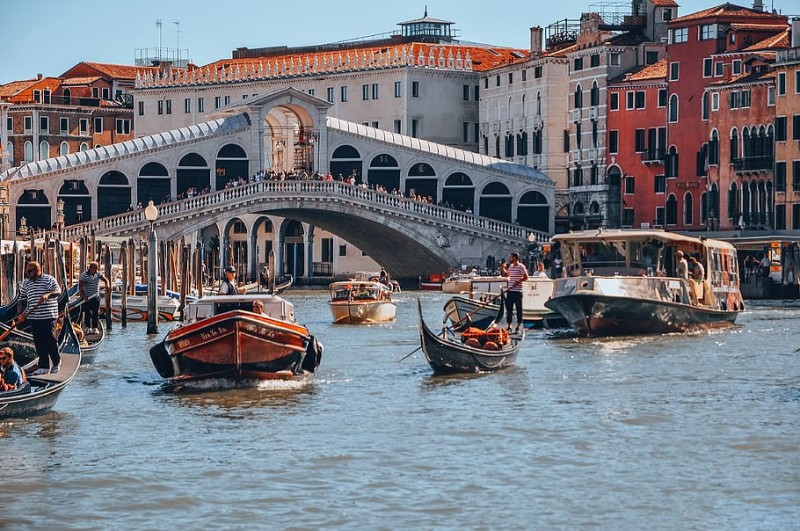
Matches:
[733,156,774,174]
[640,148,665,165]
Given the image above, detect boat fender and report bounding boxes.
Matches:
[483,341,500,351]
[464,338,482,349]
[301,336,324,373]
[149,342,175,378]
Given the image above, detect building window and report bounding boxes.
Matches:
[793,115,800,140]
[166,99,172,114]
[662,8,673,21]
[59,141,69,156]
[394,81,402,98]
[609,53,620,66]
[668,94,679,122]
[39,141,49,160]
[412,81,419,97]
[59,117,68,134]
[411,119,419,138]
[522,69,527,81]
[341,86,348,102]
[711,92,719,111]
[669,62,679,81]
[658,88,667,107]
[646,51,659,65]
[474,85,479,100]
[768,86,776,106]
[508,72,513,84]
[484,77,489,89]
[778,72,786,95]
[157,100,164,114]
[795,70,800,93]
[534,66,542,78]
[184,98,191,113]
[369,83,378,100]
[198,97,205,112]
[623,208,635,227]
[624,176,635,194]
[496,75,500,87]
[610,92,619,111]
[775,161,786,192]
[634,129,646,152]
[6,116,12,130]
[223,96,231,106]
[775,116,786,141]
[37,116,47,134]
[609,130,619,153]
[794,161,800,192]
[703,58,713,77]
[394,120,401,133]
[655,175,666,194]
[699,24,717,40]
[307,88,315,96]
[339,245,347,257]
[590,54,600,67]
[574,57,583,71]
[326,87,334,103]
[672,28,688,44]
[684,193,693,225]
[137,101,144,116]
[795,205,800,230]
[214,96,221,109]
[463,122,470,143]
[115,119,131,135]
[93,117,103,133]
[715,61,723,76]
[463,84,470,101]
[79,118,88,134]
[732,60,741,75]
[362,84,370,100]
[635,91,645,109]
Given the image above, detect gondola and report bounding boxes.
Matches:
[66,294,106,364]
[417,299,522,375]
[0,305,82,419]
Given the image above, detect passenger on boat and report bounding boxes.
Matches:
[676,251,689,279]
[379,268,390,287]
[355,284,372,299]
[251,300,268,316]
[0,347,24,391]
[219,266,246,295]
[689,257,705,281]
[533,262,548,278]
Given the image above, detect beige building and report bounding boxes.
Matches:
[774,19,800,231]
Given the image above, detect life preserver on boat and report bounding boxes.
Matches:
[460,327,487,344]
[301,335,324,373]
[484,327,510,346]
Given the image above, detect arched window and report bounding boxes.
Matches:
[728,182,740,221]
[666,194,678,225]
[590,81,599,106]
[5,142,13,165]
[39,141,49,160]
[505,133,514,158]
[668,94,678,122]
[59,141,69,156]
[729,127,739,163]
[521,94,526,116]
[79,142,89,152]
[684,192,693,225]
[24,141,33,162]
[574,84,583,108]
[536,91,542,115]
[709,129,719,165]
[507,97,513,121]
[702,92,709,120]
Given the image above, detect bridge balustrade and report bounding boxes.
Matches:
[61,180,549,243]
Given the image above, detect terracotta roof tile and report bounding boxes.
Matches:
[627,59,668,81]
[61,76,102,85]
[545,43,579,58]
[651,0,679,6]
[66,61,157,80]
[671,3,784,24]
[0,79,39,98]
[201,42,530,74]
[743,29,790,51]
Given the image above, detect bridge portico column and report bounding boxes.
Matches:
[277,233,285,280]
[306,225,315,285]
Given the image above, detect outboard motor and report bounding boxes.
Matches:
[301,336,323,373]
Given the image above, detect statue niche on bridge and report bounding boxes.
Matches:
[435,230,450,248]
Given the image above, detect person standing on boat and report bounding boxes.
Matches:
[503,252,528,333]
[20,261,62,375]
[675,250,689,279]
[219,265,246,295]
[79,261,109,334]
[0,347,24,391]
[689,256,705,281]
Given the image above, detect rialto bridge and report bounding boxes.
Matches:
[0,88,554,280]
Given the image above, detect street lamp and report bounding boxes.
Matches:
[56,198,65,236]
[144,200,159,334]
[19,216,28,236]
[0,182,8,241]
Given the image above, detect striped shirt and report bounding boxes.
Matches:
[20,273,60,320]
[79,270,102,297]
[506,262,528,292]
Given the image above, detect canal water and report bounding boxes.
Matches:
[3,291,798,529]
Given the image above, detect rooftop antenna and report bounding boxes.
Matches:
[424,5,428,17]
[156,19,163,59]
[174,21,181,63]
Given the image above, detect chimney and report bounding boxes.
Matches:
[752,0,763,12]
[793,18,800,48]
[37,73,42,80]
[530,26,543,54]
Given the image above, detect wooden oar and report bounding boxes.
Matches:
[398,345,421,363]
[446,291,504,331]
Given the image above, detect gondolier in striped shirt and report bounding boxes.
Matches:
[79,261,109,334]
[503,252,528,334]
[19,261,62,375]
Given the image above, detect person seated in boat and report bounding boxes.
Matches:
[0,347,25,391]
[532,262,548,278]
[219,266,246,295]
[251,300,268,316]
[354,284,372,299]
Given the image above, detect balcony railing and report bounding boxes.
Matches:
[733,156,774,173]
[640,148,665,165]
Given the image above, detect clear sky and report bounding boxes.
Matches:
[1,0,795,84]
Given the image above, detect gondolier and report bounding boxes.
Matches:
[503,252,528,334]
[78,261,109,334]
[20,261,62,375]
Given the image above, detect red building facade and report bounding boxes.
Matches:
[664,4,787,231]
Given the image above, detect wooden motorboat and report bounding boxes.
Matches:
[545,229,745,336]
[443,276,566,329]
[99,292,180,322]
[418,299,522,375]
[418,273,444,291]
[149,294,322,382]
[328,280,397,324]
[0,312,82,419]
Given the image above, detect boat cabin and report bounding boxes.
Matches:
[329,281,392,301]
[185,294,295,323]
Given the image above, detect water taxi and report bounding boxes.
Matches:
[545,229,744,336]
[328,280,396,324]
